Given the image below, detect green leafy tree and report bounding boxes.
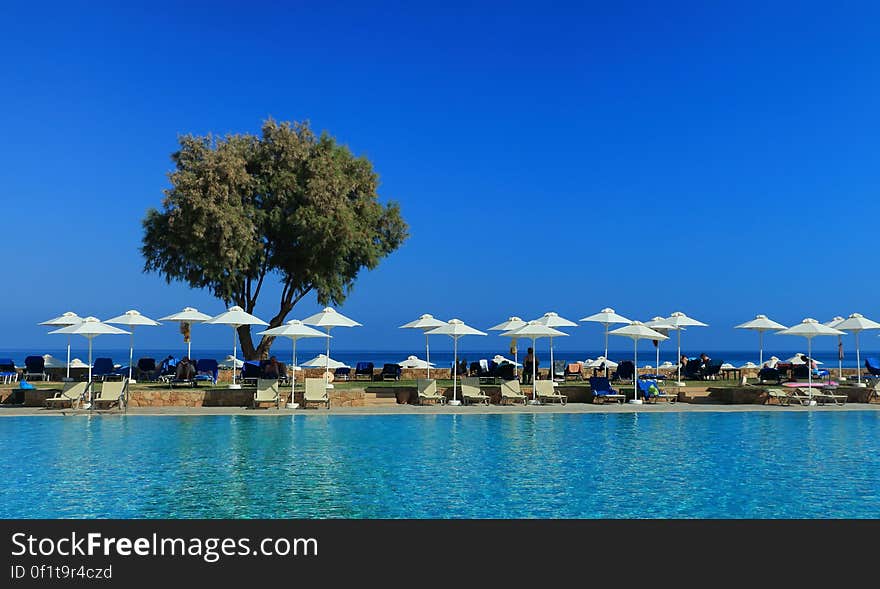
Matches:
[142,119,408,359]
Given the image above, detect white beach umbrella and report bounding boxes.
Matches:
[488,317,527,376]
[204,306,268,388]
[48,317,130,405]
[425,319,488,404]
[400,313,446,379]
[580,308,632,377]
[303,307,362,387]
[609,322,668,404]
[734,314,787,367]
[776,319,844,396]
[491,354,521,367]
[664,311,708,385]
[41,354,66,369]
[159,307,213,359]
[584,356,618,370]
[645,316,675,379]
[398,355,435,369]
[39,311,83,381]
[834,313,880,386]
[739,361,758,370]
[500,321,567,403]
[535,312,578,383]
[824,316,847,380]
[784,354,824,365]
[105,310,161,383]
[218,355,245,369]
[257,320,330,404]
[69,358,89,369]
[301,354,350,370]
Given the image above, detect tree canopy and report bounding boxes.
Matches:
[142,119,408,359]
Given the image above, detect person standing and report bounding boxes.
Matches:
[522,347,539,384]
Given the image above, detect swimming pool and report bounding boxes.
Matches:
[2,412,878,518]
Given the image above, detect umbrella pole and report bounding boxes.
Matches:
[549,336,555,383]
[838,335,843,380]
[128,330,134,383]
[808,337,813,398]
[290,337,296,404]
[66,335,71,381]
[604,325,610,377]
[677,329,682,385]
[453,337,458,403]
[656,341,660,380]
[425,332,430,380]
[187,330,191,361]
[88,337,93,406]
[514,343,518,379]
[856,331,862,385]
[634,338,638,401]
[759,330,763,367]
[325,327,331,387]
[232,327,237,387]
[532,336,537,402]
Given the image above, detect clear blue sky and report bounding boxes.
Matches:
[2,1,879,356]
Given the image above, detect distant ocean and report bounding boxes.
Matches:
[0,348,873,370]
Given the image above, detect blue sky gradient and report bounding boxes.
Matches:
[2,1,879,355]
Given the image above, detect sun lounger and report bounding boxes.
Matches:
[303,378,330,409]
[499,379,527,405]
[765,388,792,406]
[93,380,127,410]
[637,379,677,403]
[44,382,88,409]
[194,359,219,385]
[814,387,847,406]
[0,359,18,384]
[417,378,447,405]
[460,377,490,405]
[588,377,625,404]
[564,363,583,381]
[24,356,49,381]
[253,378,280,409]
[535,380,567,405]
[354,362,374,381]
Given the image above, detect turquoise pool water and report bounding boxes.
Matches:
[2,412,879,518]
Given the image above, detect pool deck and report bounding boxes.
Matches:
[3,403,880,417]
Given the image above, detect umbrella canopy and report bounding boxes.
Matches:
[491,354,521,367]
[48,317,130,402]
[500,321,567,402]
[303,307,361,386]
[584,356,619,369]
[302,307,362,328]
[159,307,213,358]
[664,311,708,385]
[40,311,83,380]
[218,355,245,369]
[835,313,880,386]
[580,308,632,376]
[105,310,162,383]
[400,313,446,378]
[776,318,844,394]
[426,319,488,403]
[720,363,735,370]
[535,312,577,382]
[609,321,668,403]
[738,361,758,370]
[735,314,787,367]
[69,358,89,369]
[488,317,527,376]
[42,354,67,369]
[257,320,330,399]
[784,354,823,365]
[301,354,349,369]
[398,355,435,369]
[204,306,268,388]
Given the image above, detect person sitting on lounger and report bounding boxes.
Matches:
[175,356,196,381]
[261,356,284,379]
[699,353,711,368]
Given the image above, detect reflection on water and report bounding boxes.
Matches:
[2,412,879,518]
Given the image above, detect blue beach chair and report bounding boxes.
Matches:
[0,359,18,384]
[589,377,626,404]
[637,379,677,403]
[194,359,219,385]
[92,358,116,381]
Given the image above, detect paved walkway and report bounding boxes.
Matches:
[2,402,879,417]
